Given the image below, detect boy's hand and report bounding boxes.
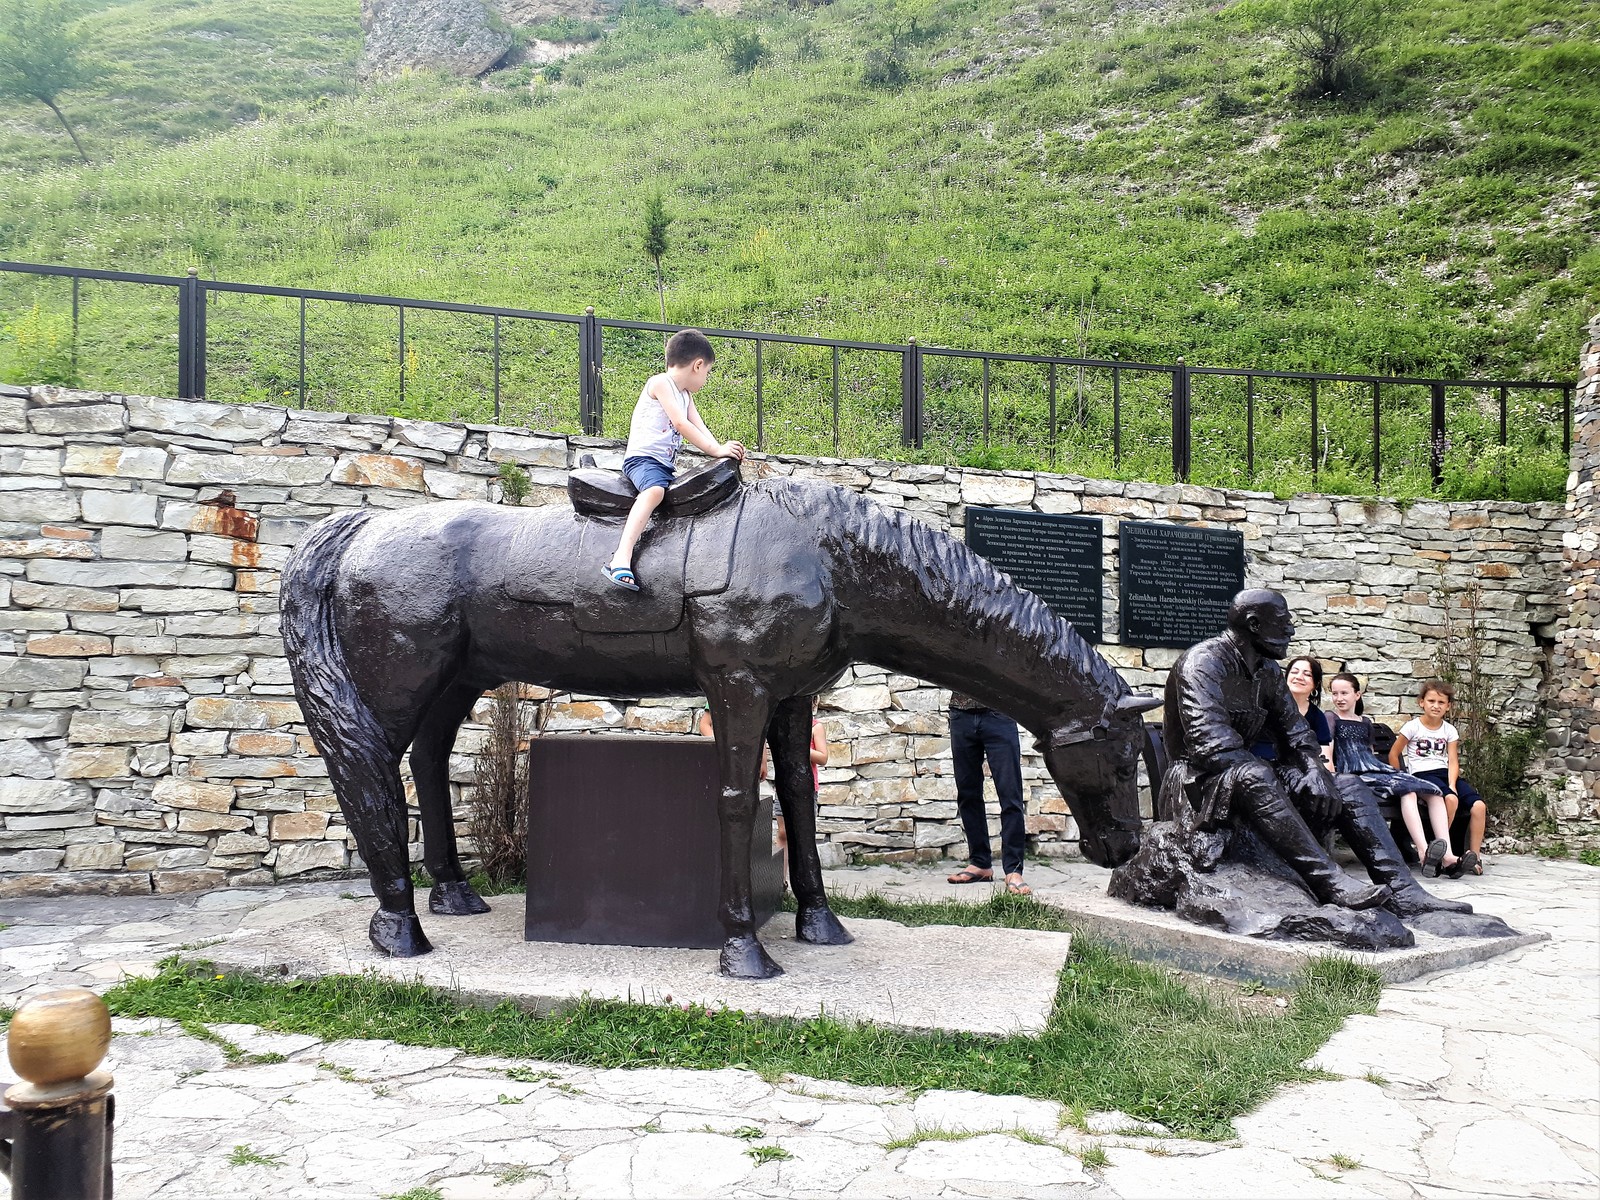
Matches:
[719,440,747,462]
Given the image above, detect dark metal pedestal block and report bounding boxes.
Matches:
[525,735,784,949]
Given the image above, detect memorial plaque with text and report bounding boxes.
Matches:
[966,508,1104,642]
[1119,522,1245,648]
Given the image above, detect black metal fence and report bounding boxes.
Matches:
[0,260,1574,490]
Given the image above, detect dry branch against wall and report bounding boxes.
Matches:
[469,682,545,887]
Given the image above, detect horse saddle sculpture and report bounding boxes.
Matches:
[567,455,742,519]
[502,458,746,634]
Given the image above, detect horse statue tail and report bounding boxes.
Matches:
[280,510,393,792]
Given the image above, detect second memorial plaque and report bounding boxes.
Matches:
[965,507,1104,642]
[1118,521,1245,648]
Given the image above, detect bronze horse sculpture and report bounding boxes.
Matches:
[281,464,1158,978]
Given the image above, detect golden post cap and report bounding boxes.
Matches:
[6,987,112,1088]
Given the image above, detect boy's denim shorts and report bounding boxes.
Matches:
[623,455,674,494]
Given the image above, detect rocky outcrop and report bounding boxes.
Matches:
[359,0,514,79]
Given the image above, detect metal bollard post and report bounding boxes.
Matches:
[0,988,115,1200]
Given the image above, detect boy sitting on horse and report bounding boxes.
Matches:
[605,328,746,591]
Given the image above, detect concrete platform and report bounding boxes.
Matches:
[824,862,1547,988]
[206,896,1073,1037]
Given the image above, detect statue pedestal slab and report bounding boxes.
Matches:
[524,735,783,950]
[818,861,1548,989]
[205,903,1074,1036]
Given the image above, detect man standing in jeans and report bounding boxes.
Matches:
[945,692,1032,895]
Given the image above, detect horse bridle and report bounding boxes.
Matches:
[1034,713,1144,836]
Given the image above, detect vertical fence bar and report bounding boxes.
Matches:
[1245,375,1255,480]
[492,315,502,423]
[831,345,840,455]
[176,268,198,399]
[70,275,79,381]
[297,296,307,409]
[754,338,764,452]
[1430,381,1447,490]
[1562,385,1572,459]
[1309,377,1319,486]
[1048,362,1057,466]
[1112,364,1121,466]
[1170,359,1191,482]
[900,339,923,449]
[981,357,991,445]
[1498,384,1508,448]
[1371,380,1381,490]
[579,307,603,436]
[398,305,408,410]
[195,279,206,400]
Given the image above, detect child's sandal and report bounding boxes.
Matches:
[603,564,641,592]
[1422,838,1448,878]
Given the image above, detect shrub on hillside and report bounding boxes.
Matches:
[861,46,908,89]
[1269,0,1395,99]
[724,30,770,75]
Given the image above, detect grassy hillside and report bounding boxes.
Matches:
[0,0,1594,496]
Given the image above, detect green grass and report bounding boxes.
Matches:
[226,1144,285,1168]
[0,0,1590,498]
[103,933,1380,1139]
[783,887,1078,931]
[745,1144,793,1163]
[1078,1143,1110,1168]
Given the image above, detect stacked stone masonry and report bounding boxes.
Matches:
[0,383,1581,895]
[1527,319,1600,847]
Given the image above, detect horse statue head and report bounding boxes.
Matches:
[1036,692,1160,867]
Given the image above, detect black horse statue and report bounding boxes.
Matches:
[281,465,1157,978]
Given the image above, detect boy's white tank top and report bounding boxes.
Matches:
[627,375,694,467]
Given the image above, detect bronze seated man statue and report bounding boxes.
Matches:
[1111,588,1483,946]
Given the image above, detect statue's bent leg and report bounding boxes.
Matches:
[1232,762,1389,910]
[706,673,783,979]
[768,696,851,947]
[410,679,492,917]
[1332,775,1473,916]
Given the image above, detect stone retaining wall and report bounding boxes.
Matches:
[1528,317,1600,849]
[0,384,1572,895]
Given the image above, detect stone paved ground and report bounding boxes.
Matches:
[0,855,1595,1199]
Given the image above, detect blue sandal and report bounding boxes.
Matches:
[603,564,641,592]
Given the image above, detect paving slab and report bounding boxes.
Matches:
[203,898,1072,1036]
[822,862,1546,986]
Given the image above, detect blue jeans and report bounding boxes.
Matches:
[949,708,1027,875]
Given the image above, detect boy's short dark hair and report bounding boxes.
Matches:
[666,329,715,368]
[1418,678,1455,702]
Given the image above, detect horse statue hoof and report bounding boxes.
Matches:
[429,880,492,916]
[369,908,434,957]
[795,906,853,946]
[719,936,783,979]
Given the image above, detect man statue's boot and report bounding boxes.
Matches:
[1332,777,1474,916]
[1254,790,1391,910]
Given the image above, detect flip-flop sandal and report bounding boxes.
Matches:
[603,564,641,592]
[1004,878,1033,896]
[1458,850,1481,877]
[1422,838,1447,878]
[947,868,993,885]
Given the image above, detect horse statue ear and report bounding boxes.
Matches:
[1115,693,1162,715]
